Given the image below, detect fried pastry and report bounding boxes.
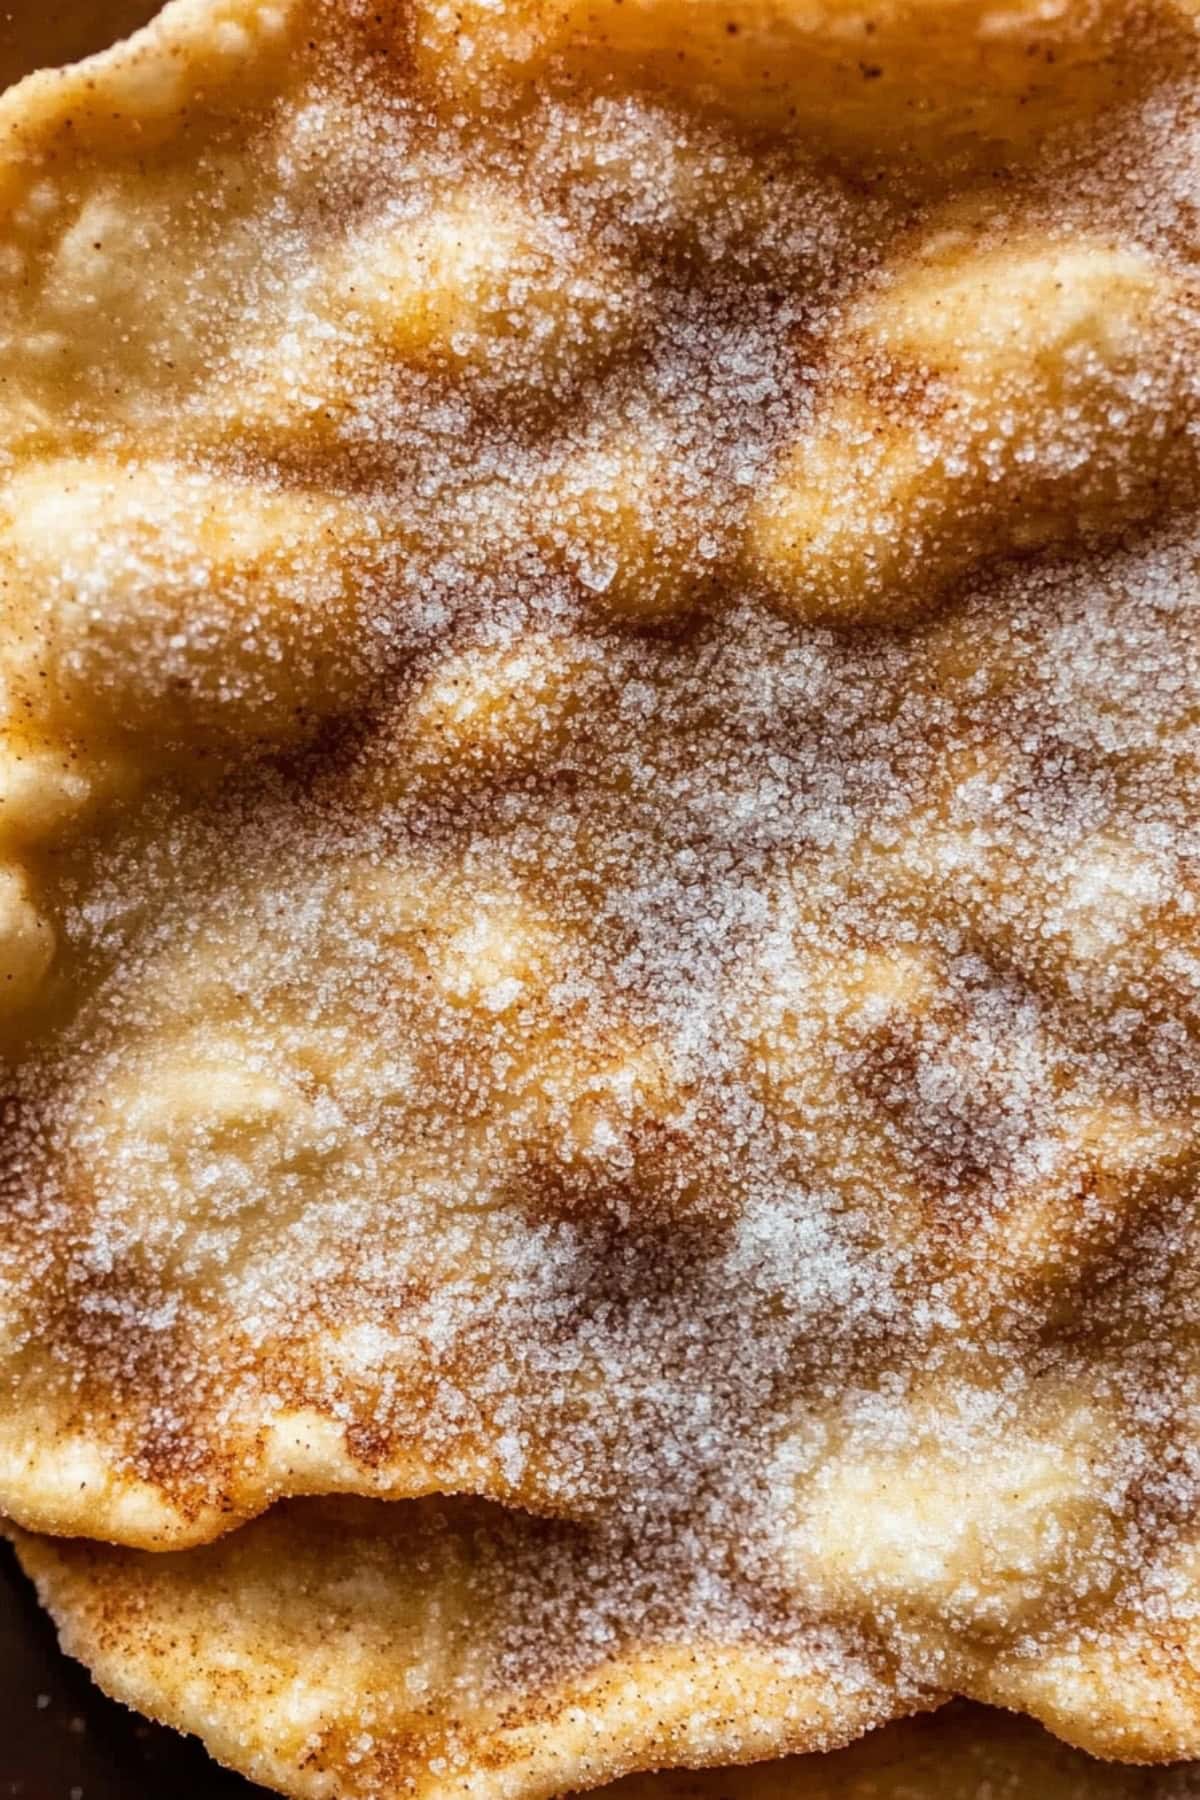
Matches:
[617,1709,1200,1800]
[8,1497,931,1797]
[8,1503,1200,1799]
[2,0,1200,1771]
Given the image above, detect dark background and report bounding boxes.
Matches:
[0,0,162,90]
[0,1539,268,1797]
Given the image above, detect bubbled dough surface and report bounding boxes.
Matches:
[2,0,1200,1771]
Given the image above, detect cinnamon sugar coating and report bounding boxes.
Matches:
[1,0,1200,1773]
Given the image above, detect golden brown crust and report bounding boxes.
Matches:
[9,1499,933,1800]
[11,1505,1200,1799]
[1,0,1200,1775]
[415,0,1200,168]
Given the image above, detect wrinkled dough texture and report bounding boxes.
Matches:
[11,1506,1200,1800]
[1,0,1200,1774]
[10,1500,930,1800]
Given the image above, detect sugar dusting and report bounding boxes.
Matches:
[1,0,1200,1749]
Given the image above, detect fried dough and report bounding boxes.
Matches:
[10,1504,1200,1798]
[11,1498,930,1798]
[2,0,1200,1768]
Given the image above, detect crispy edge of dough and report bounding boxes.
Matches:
[8,1505,932,1800]
[13,1506,1200,1797]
